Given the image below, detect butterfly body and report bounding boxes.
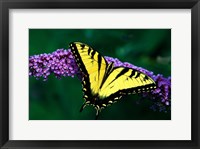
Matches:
[69,42,156,119]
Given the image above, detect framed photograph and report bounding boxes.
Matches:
[0,0,199,148]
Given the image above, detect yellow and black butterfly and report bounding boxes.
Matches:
[69,42,156,119]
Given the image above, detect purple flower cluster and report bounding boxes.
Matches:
[29,49,78,81]
[29,49,171,112]
[145,75,171,112]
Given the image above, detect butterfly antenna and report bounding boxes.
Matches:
[80,103,86,112]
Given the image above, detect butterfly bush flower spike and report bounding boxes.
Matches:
[29,49,171,112]
[29,49,79,81]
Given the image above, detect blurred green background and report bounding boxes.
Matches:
[29,29,171,120]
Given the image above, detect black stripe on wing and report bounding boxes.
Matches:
[106,67,130,86]
[91,50,96,59]
[97,53,102,80]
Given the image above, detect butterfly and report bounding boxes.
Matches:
[69,42,156,119]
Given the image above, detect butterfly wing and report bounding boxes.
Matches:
[98,67,156,106]
[69,42,109,103]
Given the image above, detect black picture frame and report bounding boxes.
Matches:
[0,0,199,148]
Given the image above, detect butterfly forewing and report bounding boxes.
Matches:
[70,42,108,96]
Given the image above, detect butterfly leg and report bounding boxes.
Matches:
[95,110,99,120]
[80,102,86,112]
[95,106,101,120]
[95,113,99,120]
